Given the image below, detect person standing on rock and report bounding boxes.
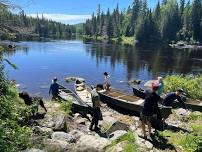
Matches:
[49,77,59,100]
[140,83,161,139]
[89,84,106,131]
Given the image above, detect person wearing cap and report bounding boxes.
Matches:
[140,83,161,139]
[89,84,106,131]
[163,89,186,109]
[103,72,111,91]
[49,77,59,100]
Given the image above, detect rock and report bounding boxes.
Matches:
[75,118,87,125]
[33,126,53,136]
[43,139,72,152]
[37,113,66,131]
[145,141,153,149]
[102,116,117,124]
[137,136,153,150]
[22,148,46,152]
[102,111,113,117]
[105,121,129,136]
[110,141,129,152]
[109,130,127,141]
[69,130,84,141]
[175,108,189,116]
[51,131,75,143]
[74,134,111,152]
[129,125,137,132]
[74,113,82,119]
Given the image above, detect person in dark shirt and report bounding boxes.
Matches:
[163,89,186,109]
[49,77,59,100]
[19,91,47,114]
[140,83,161,139]
[89,84,106,131]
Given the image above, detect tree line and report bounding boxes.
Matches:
[83,0,202,44]
[0,2,76,41]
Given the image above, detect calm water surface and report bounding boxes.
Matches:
[4,40,202,99]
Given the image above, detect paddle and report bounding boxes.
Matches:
[119,79,141,85]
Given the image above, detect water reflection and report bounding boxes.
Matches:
[4,41,202,98]
[85,43,202,80]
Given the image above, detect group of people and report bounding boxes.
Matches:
[140,77,187,139]
[18,73,187,138]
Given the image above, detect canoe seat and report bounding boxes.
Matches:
[76,86,85,91]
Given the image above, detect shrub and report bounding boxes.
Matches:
[0,57,32,152]
[164,75,202,100]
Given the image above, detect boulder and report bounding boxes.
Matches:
[22,148,46,152]
[51,131,76,143]
[137,136,153,150]
[109,130,127,141]
[175,108,190,116]
[37,113,66,131]
[69,130,84,141]
[33,126,53,136]
[43,139,72,152]
[75,118,87,125]
[105,121,129,136]
[74,134,111,152]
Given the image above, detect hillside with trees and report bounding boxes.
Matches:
[0,1,76,41]
[83,0,202,45]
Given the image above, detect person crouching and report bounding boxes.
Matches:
[19,91,47,115]
[140,83,160,139]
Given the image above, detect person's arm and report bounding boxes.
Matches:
[49,85,52,94]
[177,95,186,109]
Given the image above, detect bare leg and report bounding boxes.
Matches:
[141,121,147,138]
[147,122,151,136]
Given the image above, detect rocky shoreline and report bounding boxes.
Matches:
[22,101,201,152]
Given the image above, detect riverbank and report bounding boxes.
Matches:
[23,101,202,152]
[83,35,135,46]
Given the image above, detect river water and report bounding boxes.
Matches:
[4,40,202,99]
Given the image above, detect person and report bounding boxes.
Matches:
[103,72,111,91]
[156,77,164,96]
[89,84,106,131]
[140,83,161,139]
[163,89,186,109]
[19,91,47,114]
[49,77,59,100]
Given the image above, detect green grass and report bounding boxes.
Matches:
[105,131,138,152]
[156,109,202,152]
[60,100,72,114]
[82,35,136,46]
[164,75,202,100]
[121,36,135,46]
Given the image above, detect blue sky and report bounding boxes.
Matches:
[13,0,159,24]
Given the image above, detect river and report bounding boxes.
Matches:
[4,40,202,99]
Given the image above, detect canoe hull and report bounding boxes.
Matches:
[132,85,202,112]
[58,84,91,115]
[98,90,172,119]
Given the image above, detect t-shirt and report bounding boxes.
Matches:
[91,89,100,108]
[142,92,160,116]
[49,83,59,95]
[157,82,164,95]
[164,92,186,108]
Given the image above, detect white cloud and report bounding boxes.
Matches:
[27,13,91,25]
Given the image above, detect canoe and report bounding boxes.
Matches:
[97,89,172,119]
[131,84,202,112]
[57,83,90,115]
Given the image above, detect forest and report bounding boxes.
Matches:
[0,2,76,41]
[83,0,202,44]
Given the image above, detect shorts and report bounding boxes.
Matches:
[140,112,152,123]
